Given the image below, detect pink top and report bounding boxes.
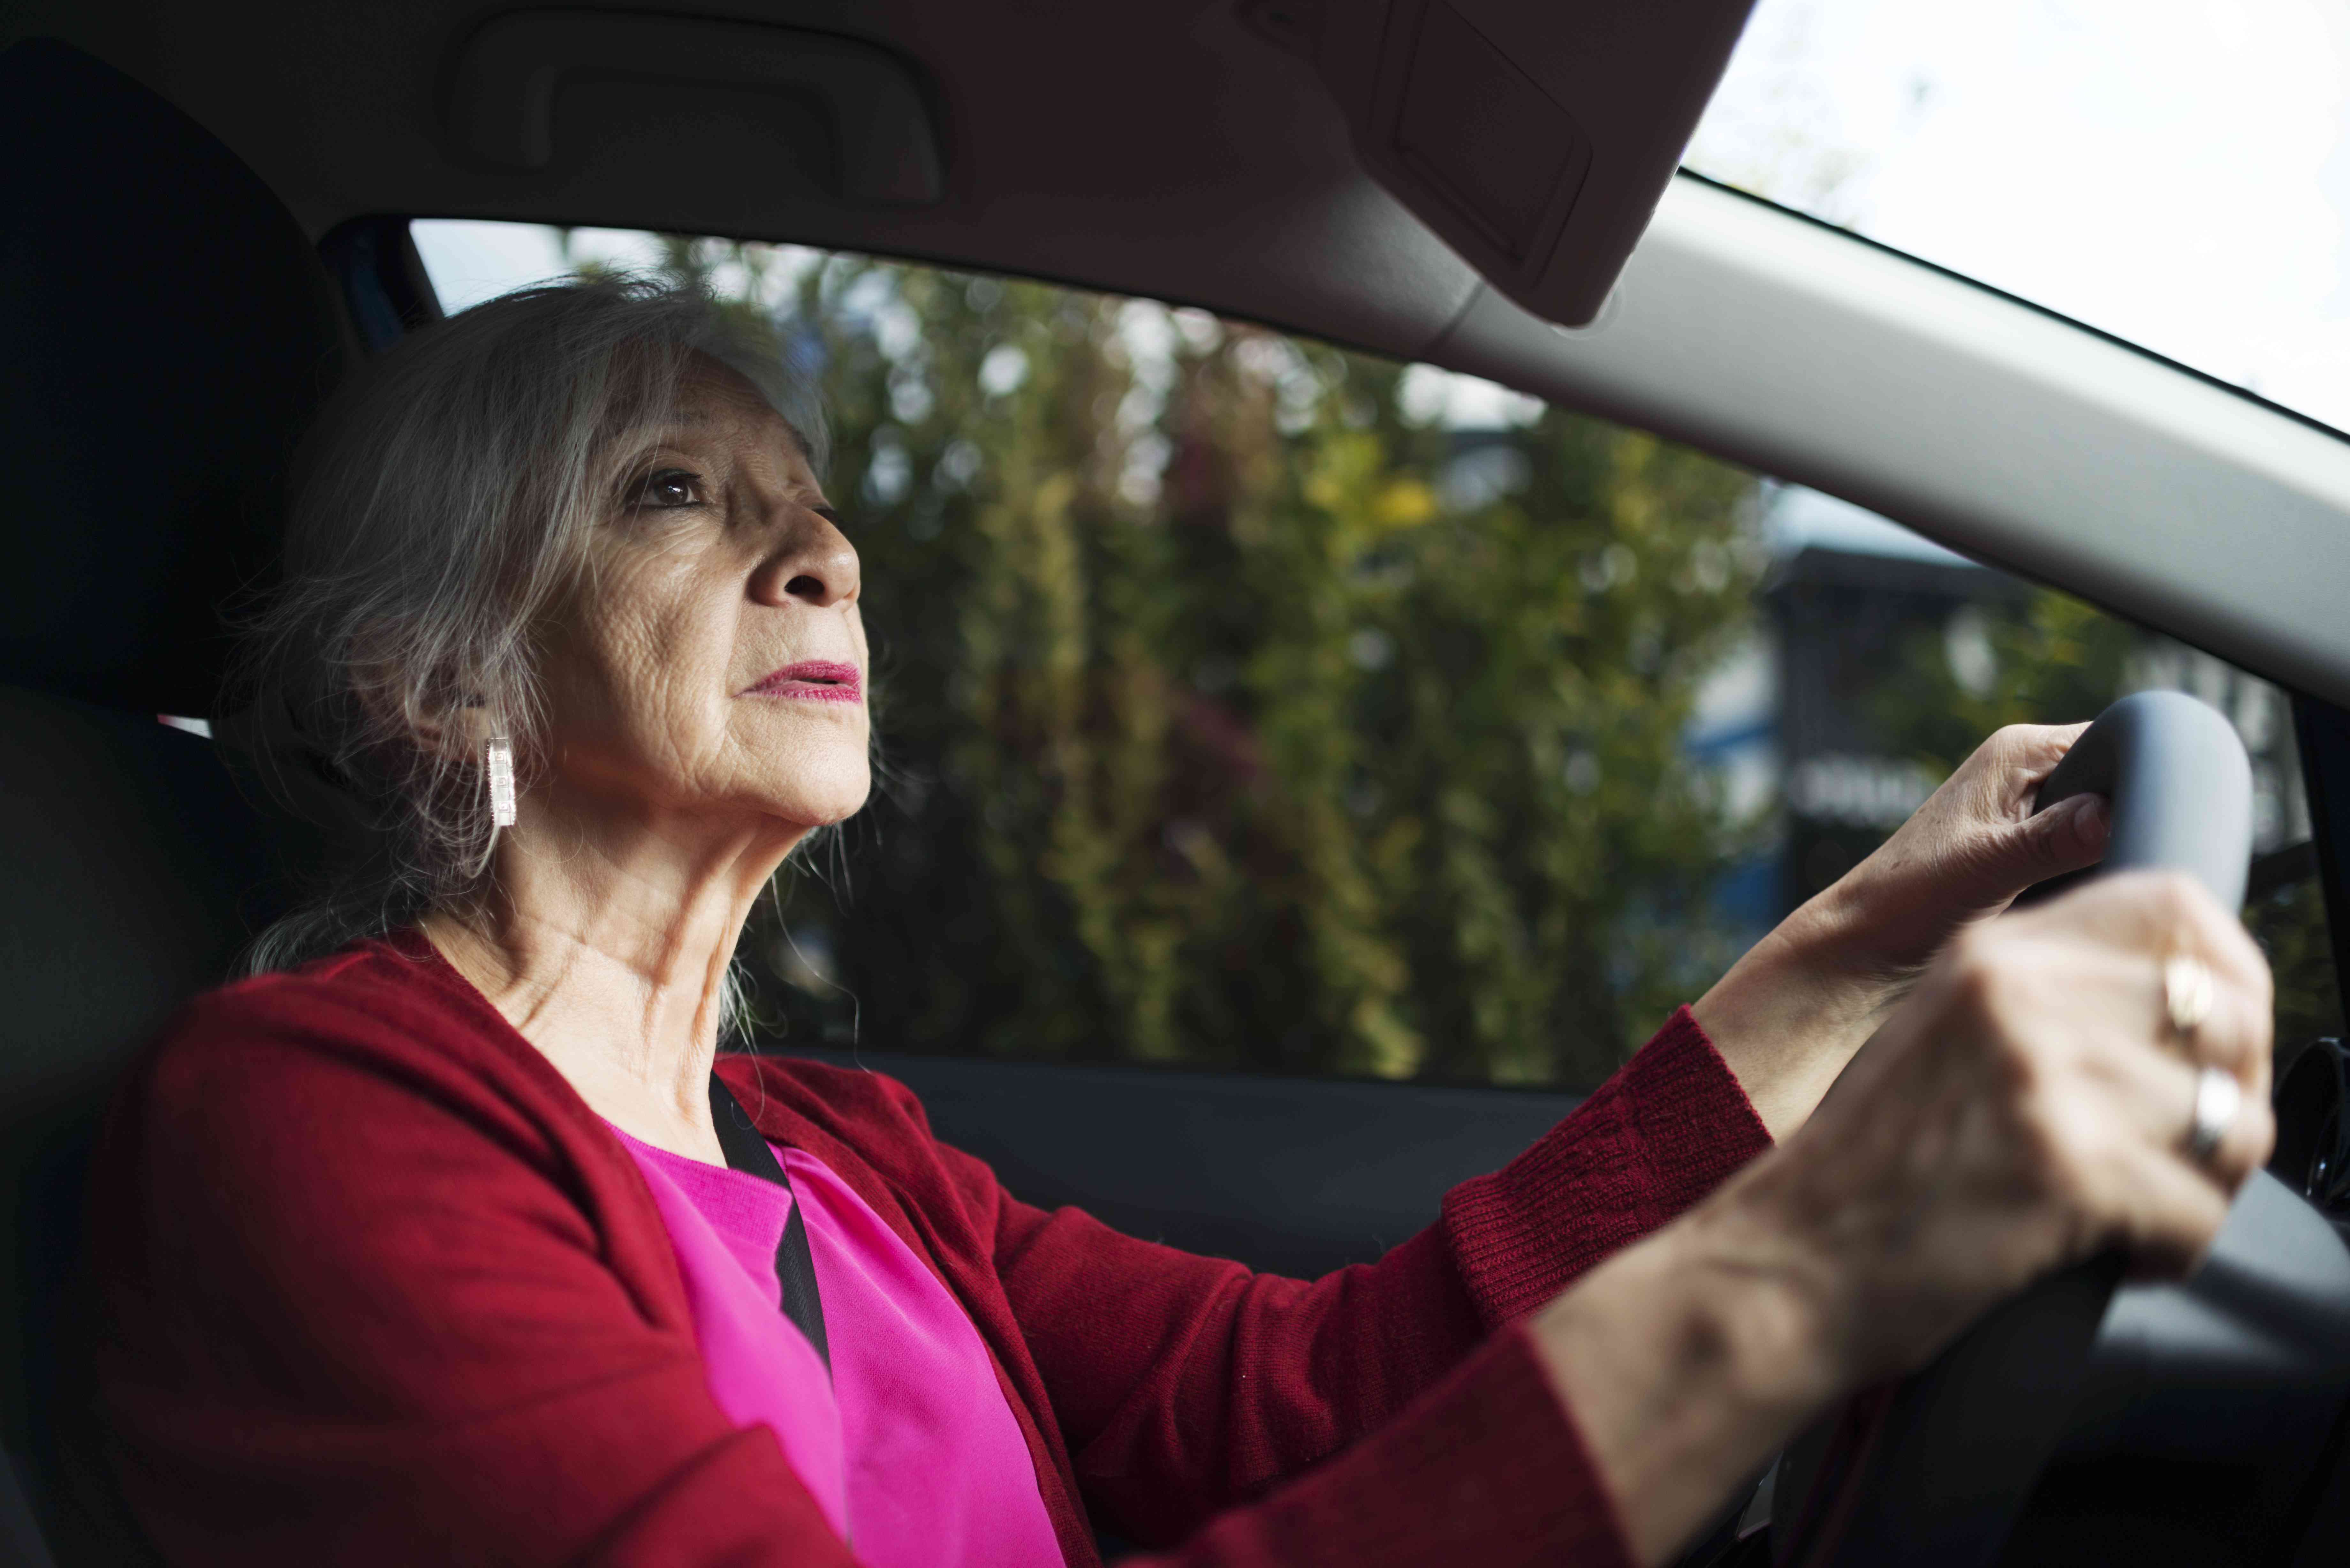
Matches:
[609,1124,1063,1568]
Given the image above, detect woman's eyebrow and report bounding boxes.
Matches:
[611,428,699,461]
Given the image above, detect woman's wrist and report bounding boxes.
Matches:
[1691,882,1904,1139]
[1530,1184,1860,1565]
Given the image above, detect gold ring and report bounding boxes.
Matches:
[2163,953,2216,1040]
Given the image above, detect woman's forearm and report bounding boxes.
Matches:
[1528,1184,1852,1566]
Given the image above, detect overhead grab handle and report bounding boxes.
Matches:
[446,9,944,206]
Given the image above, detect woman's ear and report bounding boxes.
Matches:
[347,623,504,764]
[419,698,503,762]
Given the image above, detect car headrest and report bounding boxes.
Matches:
[0,38,347,718]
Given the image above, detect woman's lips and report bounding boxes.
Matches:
[743,660,862,703]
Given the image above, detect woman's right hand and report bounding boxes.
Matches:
[1533,870,2275,1566]
[1738,868,2275,1381]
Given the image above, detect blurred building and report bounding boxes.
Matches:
[1689,486,2311,936]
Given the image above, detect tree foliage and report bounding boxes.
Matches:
[621,239,1765,1087]
[610,234,2340,1083]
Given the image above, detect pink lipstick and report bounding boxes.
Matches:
[744,660,862,703]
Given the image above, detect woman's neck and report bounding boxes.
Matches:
[421,792,803,1165]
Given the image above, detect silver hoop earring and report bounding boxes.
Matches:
[485,736,516,828]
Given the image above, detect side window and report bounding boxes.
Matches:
[1762,493,2342,1059]
[414,222,2344,1087]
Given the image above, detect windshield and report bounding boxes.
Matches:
[1686,0,2350,437]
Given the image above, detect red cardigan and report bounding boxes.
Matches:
[83,936,1770,1566]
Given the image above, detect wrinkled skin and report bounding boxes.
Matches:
[426,358,869,1161]
[1544,869,2274,1565]
[1767,871,2274,1364]
[1696,721,2115,1138]
[532,366,870,835]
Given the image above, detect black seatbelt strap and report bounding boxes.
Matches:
[709,1075,831,1376]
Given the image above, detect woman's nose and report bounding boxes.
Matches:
[750,509,860,609]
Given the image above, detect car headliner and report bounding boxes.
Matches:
[12,0,2350,709]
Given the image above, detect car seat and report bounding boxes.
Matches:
[0,37,351,1560]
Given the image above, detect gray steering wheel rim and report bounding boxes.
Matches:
[1761,690,2255,1568]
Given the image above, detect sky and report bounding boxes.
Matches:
[415,223,670,312]
[1686,0,2350,434]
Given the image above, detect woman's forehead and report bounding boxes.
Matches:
[647,359,816,470]
[679,361,786,430]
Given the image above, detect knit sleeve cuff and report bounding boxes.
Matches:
[1440,1006,1772,1327]
[1153,1324,1634,1568]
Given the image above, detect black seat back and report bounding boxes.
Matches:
[0,37,348,1554]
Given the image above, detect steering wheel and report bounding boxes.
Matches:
[1763,690,2257,1568]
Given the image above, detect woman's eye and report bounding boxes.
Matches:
[629,469,703,509]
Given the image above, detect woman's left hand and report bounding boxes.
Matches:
[1694,721,2113,1138]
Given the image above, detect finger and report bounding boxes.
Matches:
[2162,951,2270,1081]
[2053,871,2259,973]
[1984,929,2261,1080]
[2029,871,2274,1045]
[1929,773,2107,916]
[2068,931,2270,1077]
[2088,1138,2236,1279]
[2153,882,2275,1074]
[2079,1029,2270,1191]
[2187,890,2275,1012]
[1962,722,2093,819]
[2009,789,2110,880]
[1967,721,2090,786]
[2207,1079,2278,1189]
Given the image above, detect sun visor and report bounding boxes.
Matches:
[1262,0,1756,328]
[446,11,943,207]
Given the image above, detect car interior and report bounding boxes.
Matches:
[6,1,2350,1564]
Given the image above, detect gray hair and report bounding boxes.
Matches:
[234,273,830,1003]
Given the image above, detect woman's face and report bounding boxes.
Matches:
[532,358,870,836]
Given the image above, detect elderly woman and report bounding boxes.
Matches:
[84,278,2273,1568]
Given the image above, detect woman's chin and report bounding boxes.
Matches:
[762,770,872,831]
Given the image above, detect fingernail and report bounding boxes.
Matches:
[2073,793,2109,849]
